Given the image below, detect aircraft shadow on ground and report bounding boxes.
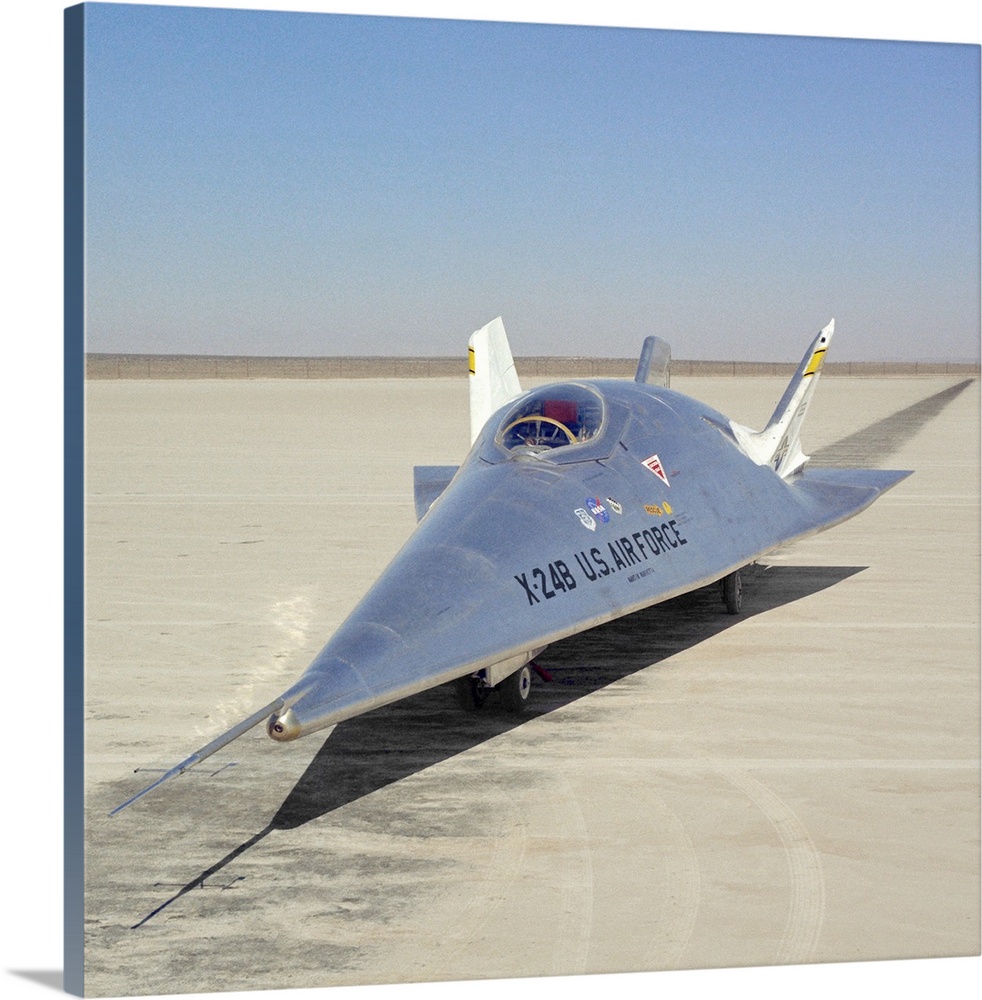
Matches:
[269,562,864,831]
[810,378,974,468]
[133,562,863,928]
[267,378,975,830]
[247,378,978,836]
[133,379,974,925]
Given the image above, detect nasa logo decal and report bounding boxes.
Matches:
[574,508,597,531]
[585,497,609,523]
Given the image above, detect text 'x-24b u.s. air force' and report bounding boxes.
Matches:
[112,317,911,815]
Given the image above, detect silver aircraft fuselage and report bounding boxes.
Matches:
[267,377,904,741]
[112,321,910,817]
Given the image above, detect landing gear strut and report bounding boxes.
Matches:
[454,659,541,714]
[720,569,742,615]
[454,674,489,711]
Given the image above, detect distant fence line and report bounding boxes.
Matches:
[85,353,980,380]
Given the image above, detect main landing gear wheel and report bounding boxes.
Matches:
[454,674,489,711]
[497,663,533,714]
[721,569,742,615]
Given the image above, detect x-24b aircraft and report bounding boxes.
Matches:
[113,318,911,814]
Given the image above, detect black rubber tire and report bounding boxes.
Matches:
[454,675,488,711]
[722,569,742,615]
[497,663,533,714]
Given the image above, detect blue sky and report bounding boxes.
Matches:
[81,4,979,361]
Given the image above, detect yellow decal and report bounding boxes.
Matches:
[803,347,826,377]
[467,346,476,375]
[644,501,673,516]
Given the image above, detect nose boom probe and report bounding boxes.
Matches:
[110,697,286,816]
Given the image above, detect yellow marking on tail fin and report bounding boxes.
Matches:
[803,348,827,377]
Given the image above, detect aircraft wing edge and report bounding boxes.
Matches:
[785,466,912,534]
[413,465,460,521]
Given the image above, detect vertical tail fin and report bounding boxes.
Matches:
[730,319,834,478]
[468,317,522,444]
[635,335,671,387]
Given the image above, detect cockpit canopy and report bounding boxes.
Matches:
[495,383,605,456]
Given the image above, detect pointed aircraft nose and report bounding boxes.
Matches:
[262,651,389,742]
[267,707,302,742]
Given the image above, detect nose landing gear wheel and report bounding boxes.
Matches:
[497,663,533,714]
